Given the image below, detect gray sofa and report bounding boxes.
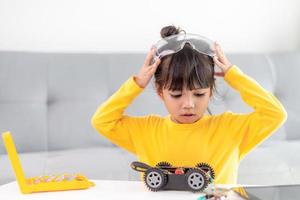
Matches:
[1,51,300,186]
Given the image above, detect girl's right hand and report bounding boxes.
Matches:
[134,47,161,88]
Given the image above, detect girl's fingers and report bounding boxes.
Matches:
[214,42,231,65]
[213,56,225,68]
[217,44,223,53]
[214,42,226,61]
[149,58,161,73]
[144,47,156,66]
[144,49,153,66]
[144,56,160,71]
[153,57,161,67]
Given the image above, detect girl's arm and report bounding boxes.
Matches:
[213,42,287,160]
[223,65,287,160]
[91,76,145,154]
[91,47,161,154]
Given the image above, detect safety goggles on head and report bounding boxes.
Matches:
[152,33,216,64]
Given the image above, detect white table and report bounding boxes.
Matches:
[0,180,241,200]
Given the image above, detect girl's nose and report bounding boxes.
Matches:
[183,96,195,109]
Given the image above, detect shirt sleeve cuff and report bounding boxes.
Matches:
[223,65,242,83]
[129,75,145,91]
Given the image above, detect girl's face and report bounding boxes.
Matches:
[157,87,212,124]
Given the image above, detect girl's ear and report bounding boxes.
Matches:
[156,90,164,101]
[155,84,164,101]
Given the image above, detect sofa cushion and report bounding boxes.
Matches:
[238,144,294,185]
[47,53,113,150]
[2,142,299,186]
[0,52,48,154]
[0,151,48,185]
[44,147,138,181]
[268,52,300,140]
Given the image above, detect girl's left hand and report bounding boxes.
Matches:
[213,42,233,77]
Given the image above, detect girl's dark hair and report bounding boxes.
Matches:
[154,25,216,114]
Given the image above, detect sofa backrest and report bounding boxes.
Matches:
[0,51,299,154]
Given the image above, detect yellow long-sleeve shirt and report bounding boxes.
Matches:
[91,65,287,184]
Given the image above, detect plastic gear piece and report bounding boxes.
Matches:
[143,168,168,192]
[195,162,215,180]
[155,161,172,168]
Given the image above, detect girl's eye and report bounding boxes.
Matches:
[170,93,205,98]
[195,93,205,97]
[171,94,181,98]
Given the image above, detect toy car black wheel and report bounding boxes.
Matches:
[185,168,209,192]
[155,161,172,168]
[143,168,167,191]
[195,163,215,180]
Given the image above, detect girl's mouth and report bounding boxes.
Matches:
[181,114,195,117]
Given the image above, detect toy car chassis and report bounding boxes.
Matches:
[131,161,215,192]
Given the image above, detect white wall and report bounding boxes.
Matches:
[0,0,299,53]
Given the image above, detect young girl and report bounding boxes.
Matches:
[91,25,287,184]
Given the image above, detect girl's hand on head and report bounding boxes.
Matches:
[213,42,233,77]
[134,46,161,88]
